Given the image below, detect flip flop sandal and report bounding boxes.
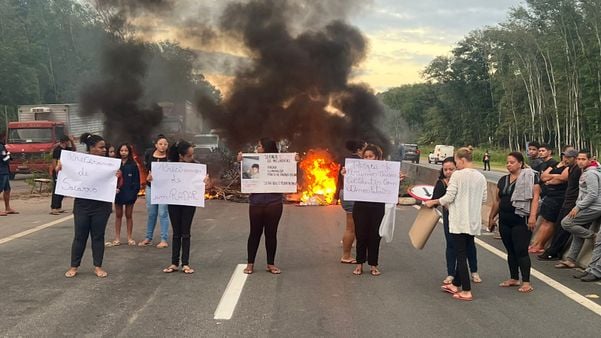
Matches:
[518,286,534,293]
[471,273,482,283]
[243,268,254,274]
[0,212,6,216]
[127,240,136,246]
[138,240,152,247]
[352,269,362,276]
[554,261,576,269]
[441,285,458,294]
[182,266,195,274]
[499,281,520,287]
[64,270,77,278]
[452,293,473,301]
[443,276,454,284]
[340,258,357,264]
[105,240,121,247]
[163,266,179,273]
[49,211,61,215]
[266,267,281,274]
[94,270,108,278]
[370,269,381,276]
[5,210,19,214]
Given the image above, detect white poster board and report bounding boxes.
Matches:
[241,153,297,193]
[55,150,121,203]
[151,162,207,207]
[343,158,401,204]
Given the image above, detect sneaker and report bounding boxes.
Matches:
[581,274,601,282]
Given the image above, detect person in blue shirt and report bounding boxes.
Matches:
[0,142,18,216]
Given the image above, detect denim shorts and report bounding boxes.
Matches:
[339,190,354,213]
[0,174,10,192]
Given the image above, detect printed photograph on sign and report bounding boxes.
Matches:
[240,153,298,194]
[242,156,261,180]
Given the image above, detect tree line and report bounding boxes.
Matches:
[0,0,218,135]
[379,0,601,155]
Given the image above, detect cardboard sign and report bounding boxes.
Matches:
[55,150,121,203]
[343,158,400,204]
[409,207,442,249]
[241,153,297,193]
[151,162,207,207]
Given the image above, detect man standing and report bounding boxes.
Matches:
[0,141,18,216]
[483,151,490,171]
[527,141,543,172]
[555,150,601,269]
[49,135,75,215]
[538,148,581,261]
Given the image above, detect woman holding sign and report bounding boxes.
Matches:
[162,140,208,274]
[64,133,114,278]
[239,138,284,275]
[139,134,170,248]
[424,148,487,301]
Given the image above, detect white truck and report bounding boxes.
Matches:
[428,145,454,164]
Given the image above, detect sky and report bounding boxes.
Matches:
[127,0,525,94]
[349,0,524,91]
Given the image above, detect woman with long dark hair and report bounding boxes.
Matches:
[162,140,208,274]
[139,134,170,248]
[432,157,480,285]
[488,152,540,293]
[106,143,140,247]
[64,133,114,278]
[240,138,284,275]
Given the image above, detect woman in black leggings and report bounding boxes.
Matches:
[162,140,209,274]
[64,133,115,278]
[488,152,540,293]
[241,138,284,275]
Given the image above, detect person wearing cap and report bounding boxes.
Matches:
[529,149,572,253]
[49,135,76,215]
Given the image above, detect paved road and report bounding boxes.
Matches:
[412,161,505,182]
[1,197,600,337]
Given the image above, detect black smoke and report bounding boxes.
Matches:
[198,0,390,154]
[79,41,163,151]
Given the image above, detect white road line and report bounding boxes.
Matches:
[0,215,73,245]
[214,264,249,320]
[410,204,601,317]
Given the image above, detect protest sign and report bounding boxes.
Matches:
[241,153,297,193]
[343,159,400,204]
[55,150,121,203]
[151,162,207,207]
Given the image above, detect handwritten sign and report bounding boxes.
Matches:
[241,153,297,193]
[151,162,207,207]
[56,150,121,203]
[343,158,400,204]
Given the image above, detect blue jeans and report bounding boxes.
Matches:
[443,210,478,275]
[144,185,170,242]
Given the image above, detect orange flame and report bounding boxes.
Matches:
[299,149,339,205]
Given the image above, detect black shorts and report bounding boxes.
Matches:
[540,196,563,222]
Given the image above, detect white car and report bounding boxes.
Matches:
[428,145,454,164]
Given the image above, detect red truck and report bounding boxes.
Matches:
[3,104,103,179]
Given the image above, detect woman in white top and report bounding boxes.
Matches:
[425,147,487,301]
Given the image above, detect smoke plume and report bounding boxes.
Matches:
[198,0,390,154]
[80,41,163,151]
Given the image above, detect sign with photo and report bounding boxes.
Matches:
[241,153,297,193]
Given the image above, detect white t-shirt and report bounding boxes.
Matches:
[439,168,487,235]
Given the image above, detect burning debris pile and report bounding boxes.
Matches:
[299,149,339,206]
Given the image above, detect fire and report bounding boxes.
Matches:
[299,149,340,205]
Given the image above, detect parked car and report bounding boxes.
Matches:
[428,145,454,164]
[400,143,420,163]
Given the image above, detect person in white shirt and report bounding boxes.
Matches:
[425,147,487,301]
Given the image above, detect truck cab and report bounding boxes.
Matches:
[4,120,65,178]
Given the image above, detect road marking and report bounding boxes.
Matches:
[410,205,601,317]
[214,264,249,320]
[0,215,73,245]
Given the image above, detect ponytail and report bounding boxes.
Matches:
[79,133,104,152]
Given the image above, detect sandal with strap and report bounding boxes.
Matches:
[443,276,454,284]
[182,265,195,274]
[352,266,362,275]
[64,268,78,278]
[266,266,281,274]
[105,240,121,247]
[441,284,458,294]
[94,268,108,278]
[243,264,254,274]
[471,273,482,283]
[138,240,152,247]
[370,267,381,276]
[127,239,136,246]
[452,293,473,301]
[518,285,534,293]
[554,260,577,269]
[499,280,520,287]
[163,265,179,273]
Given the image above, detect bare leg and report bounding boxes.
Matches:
[114,204,124,242]
[341,213,356,261]
[125,204,134,242]
[530,219,554,252]
[4,190,15,212]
